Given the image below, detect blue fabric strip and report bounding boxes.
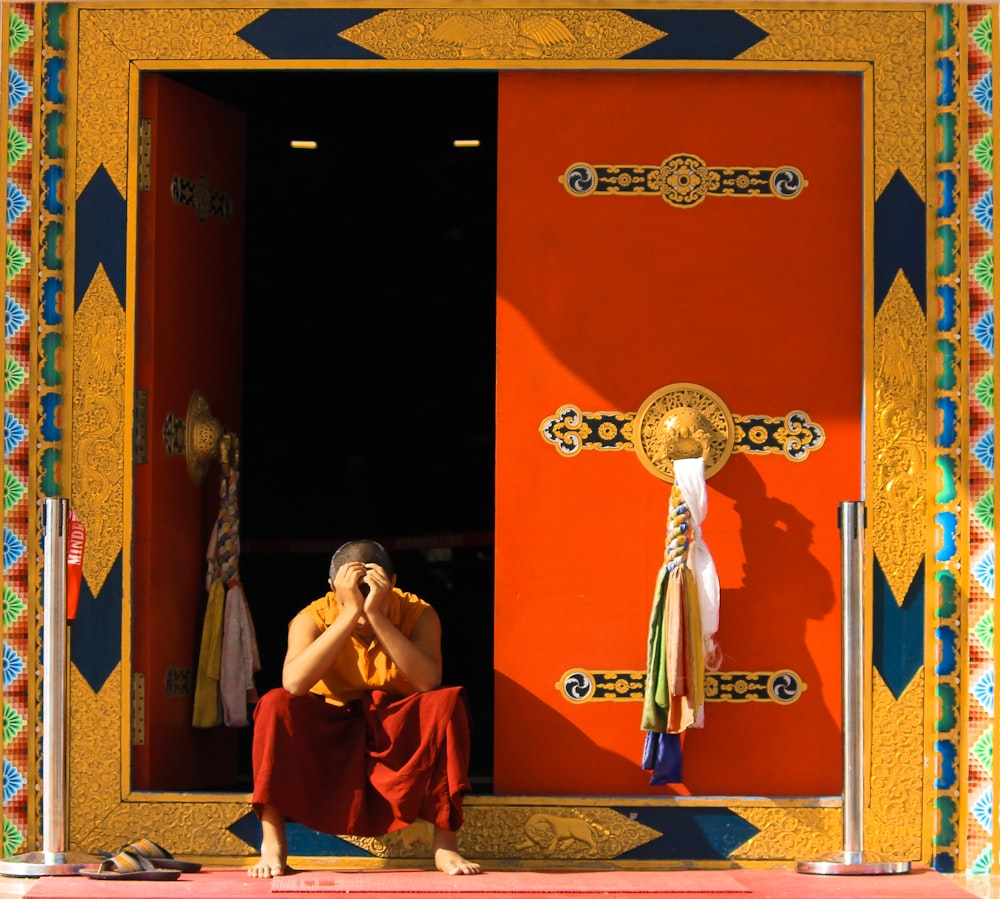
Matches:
[642,731,682,784]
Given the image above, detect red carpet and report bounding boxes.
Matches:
[19,866,979,899]
[273,869,747,892]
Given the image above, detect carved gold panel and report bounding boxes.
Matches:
[868,671,923,859]
[737,8,925,196]
[728,807,841,862]
[340,9,665,60]
[72,264,126,595]
[872,272,927,605]
[77,7,266,192]
[346,807,662,859]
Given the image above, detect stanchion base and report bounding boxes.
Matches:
[797,851,911,876]
[0,850,102,877]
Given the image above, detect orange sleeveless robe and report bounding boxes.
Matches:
[251,589,472,837]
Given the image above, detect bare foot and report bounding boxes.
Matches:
[435,847,482,875]
[432,826,481,875]
[247,844,288,879]
[249,805,289,878]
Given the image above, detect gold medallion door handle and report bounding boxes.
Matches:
[161,390,234,486]
[632,383,735,482]
[539,382,825,482]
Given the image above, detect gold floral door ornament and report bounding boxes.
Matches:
[539,382,825,483]
[560,153,807,207]
[171,173,233,224]
[554,667,806,706]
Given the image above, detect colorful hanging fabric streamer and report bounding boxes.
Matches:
[193,438,261,728]
[641,456,721,784]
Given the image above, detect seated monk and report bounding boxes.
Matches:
[248,539,481,878]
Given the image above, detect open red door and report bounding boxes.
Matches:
[133,74,246,790]
[495,70,862,796]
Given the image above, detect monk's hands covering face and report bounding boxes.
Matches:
[333,561,367,618]
[362,563,393,619]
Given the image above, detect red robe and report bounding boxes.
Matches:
[251,685,471,837]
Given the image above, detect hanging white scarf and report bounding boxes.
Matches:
[673,456,721,670]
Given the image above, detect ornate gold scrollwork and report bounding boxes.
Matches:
[338,9,666,61]
[561,153,807,207]
[539,382,825,482]
[343,806,662,860]
[556,667,806,706]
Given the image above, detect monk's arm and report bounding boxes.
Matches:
[281,608,359,695]
[368,606,443,693]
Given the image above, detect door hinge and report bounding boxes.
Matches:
[134,388,148,464]
[132,672,146,746]
[138,118,152,191]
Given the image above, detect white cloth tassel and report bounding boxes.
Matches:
[673,457,721,669]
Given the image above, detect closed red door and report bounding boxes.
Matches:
[495,71,862,796]
[132,74,246,790]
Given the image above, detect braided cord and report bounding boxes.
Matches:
[215,436,241,586]
[665,482,691,572]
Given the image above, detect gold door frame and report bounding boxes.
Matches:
[62,1,944,865]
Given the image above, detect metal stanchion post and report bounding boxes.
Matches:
[797,501,910,875]
[0,499,101,876]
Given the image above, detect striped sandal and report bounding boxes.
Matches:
[111,837,202,873]
[81,850,182,881]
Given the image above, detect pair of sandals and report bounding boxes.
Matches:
[81,838,202,881]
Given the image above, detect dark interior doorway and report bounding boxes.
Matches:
[164,70,498,791]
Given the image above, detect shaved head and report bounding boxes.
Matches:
[329,539,395,582]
